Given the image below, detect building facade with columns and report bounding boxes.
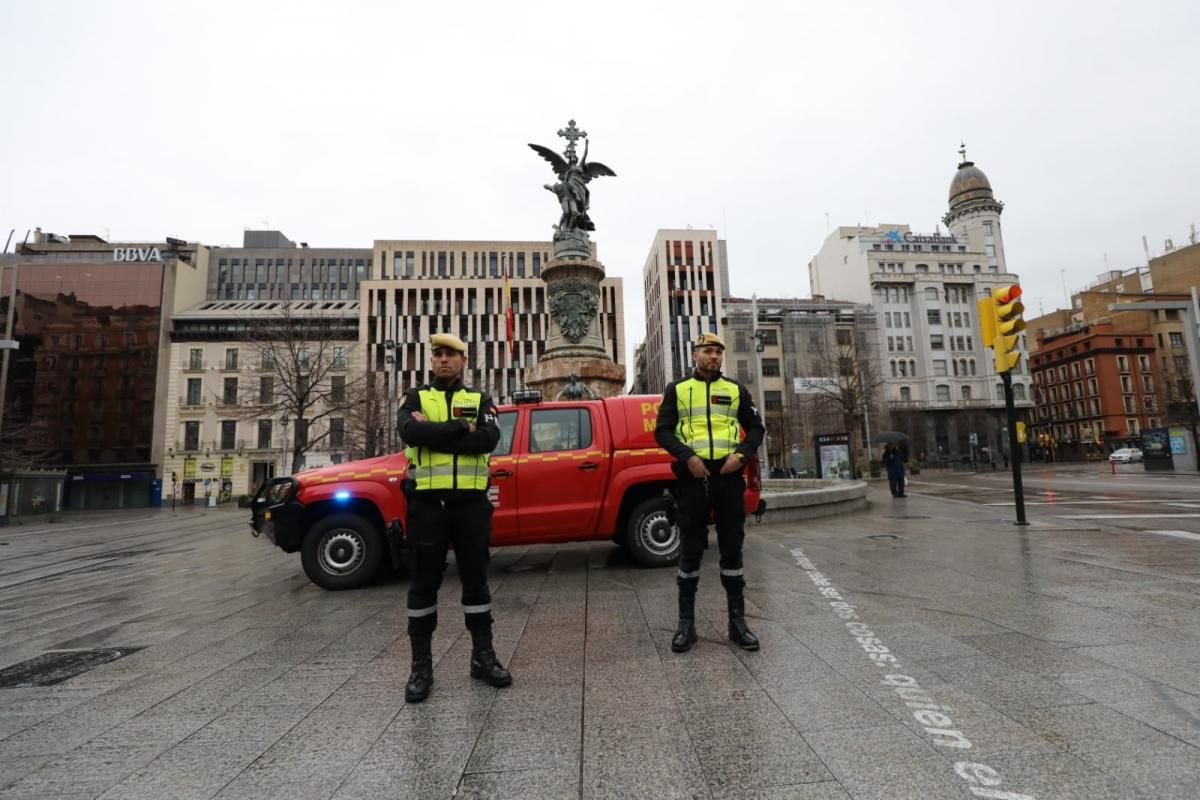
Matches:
[807,157,1034,461]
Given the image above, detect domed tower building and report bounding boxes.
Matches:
[806,148,1033,464]
[943,151,1008,274]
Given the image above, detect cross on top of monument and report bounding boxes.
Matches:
[958,141,968,163]
[557,119,587,156]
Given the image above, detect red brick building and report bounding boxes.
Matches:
[1029,322,1160,460]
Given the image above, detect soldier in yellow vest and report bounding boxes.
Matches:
[655,332,766,653]
[397,333,511,702]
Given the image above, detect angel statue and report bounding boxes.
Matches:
[529,120,616,234]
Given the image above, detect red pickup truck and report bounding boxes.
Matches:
[250,394,764,590]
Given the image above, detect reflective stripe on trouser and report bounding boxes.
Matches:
[672,470,747,594]
[406,491,494,635]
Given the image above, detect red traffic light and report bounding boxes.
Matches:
[993,284,1022,303]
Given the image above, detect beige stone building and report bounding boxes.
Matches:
[162,300,362,504]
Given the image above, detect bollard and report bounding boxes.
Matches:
[1111,460,1116,476]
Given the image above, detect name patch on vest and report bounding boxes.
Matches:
[710,392,733,406]
[453,405,479,418]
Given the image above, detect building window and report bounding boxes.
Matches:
[1169,332,1184,347]
[224,378,238,405]
[331,375,346,402]
[188,348,203,370]
[1013,384,1026,401]
[333,347,347,369]
[890,360,898,377]
[1126,418,1139,435]
[983,222,993,236]
[930,334,944,350]
[257,419,272,449]
[961,385,972,400]
[761,358,781,377]
[186,378,202,406]
[899,386,911,401]
[183,421,200,451]
[225,348,239,369]
[221,420,237,450]
[763,391,783,411]
[985,244,996,257]
[761,330,779,345]
[1138,355,1151,371]
[295,418,308,448]
[933,360,948,377]
[936,384,951,402]
[925,287,939,300]
[927,310,942,325]
[329,418,345,448]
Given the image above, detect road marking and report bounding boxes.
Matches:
[790,547,1038,799]
[1147,530,1200,541]
[1164,502,1200,509]
[1059,513,1200,519]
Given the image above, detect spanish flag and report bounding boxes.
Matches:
[504,260,515,363]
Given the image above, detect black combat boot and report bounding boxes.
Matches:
[405,634,434,702]
[671,589,698,653]
[727,595,760,651]
[469,625,513,687]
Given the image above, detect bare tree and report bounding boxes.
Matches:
[1159,369,1200,469]
[231,304,365,474]
[343,370,389,460]
[0,418,56,470]
[798,327,885,470]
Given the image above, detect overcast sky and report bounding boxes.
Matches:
[2,0,1198,365]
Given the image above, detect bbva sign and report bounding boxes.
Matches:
[113,247,162,262]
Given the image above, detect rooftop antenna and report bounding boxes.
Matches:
[1190,223,1196,245]
[1142,235,1151,262]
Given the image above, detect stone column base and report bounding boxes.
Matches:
[525,354,626,400]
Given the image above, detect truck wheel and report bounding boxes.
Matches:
[626,496,680,567]
[301,513,384,590]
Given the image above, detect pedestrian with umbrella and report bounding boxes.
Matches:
[876,431,908,498]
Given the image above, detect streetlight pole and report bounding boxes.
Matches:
[751,294,770,469]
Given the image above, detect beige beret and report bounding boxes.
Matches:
[430,333,467,353]
[693,332,726,350]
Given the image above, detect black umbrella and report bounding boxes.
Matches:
[872,431,908,445]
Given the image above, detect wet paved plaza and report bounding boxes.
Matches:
[1,483,1199,799]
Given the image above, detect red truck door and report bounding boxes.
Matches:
[516,404,607,540]
[487,410,521,542]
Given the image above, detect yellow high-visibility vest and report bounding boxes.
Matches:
[674,376,741,460]
[405,387,489,490]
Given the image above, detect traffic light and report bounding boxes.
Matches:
[989,284,1025,373]
[1016,421,1026,443]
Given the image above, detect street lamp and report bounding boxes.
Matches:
[385,348,397,452]
[750,295,770,468]
[279,416,289,476]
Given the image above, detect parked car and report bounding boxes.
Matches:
[1108,448,1143,463]
[251,394,765,590]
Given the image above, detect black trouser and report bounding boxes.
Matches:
[406,490,494,636]
[673,464,747,602]
[888,472,905,496]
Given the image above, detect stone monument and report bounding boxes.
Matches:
[524,120,626,399]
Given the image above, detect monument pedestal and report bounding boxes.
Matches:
[524,255,626,399]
